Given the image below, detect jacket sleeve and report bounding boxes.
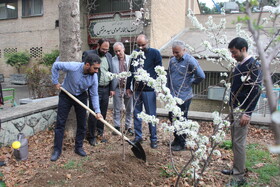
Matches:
[126,57,134,90]
[243,61,262,116]
[88,74,101,113]
[190,58,205,85]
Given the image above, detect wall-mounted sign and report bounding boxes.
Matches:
[89,18,142,38]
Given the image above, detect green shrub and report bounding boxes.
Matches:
[40,50,59,67]
[5,52,30,73]
[26,64,57,98]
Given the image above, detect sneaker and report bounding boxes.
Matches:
[226,178,247,187]
[112,126,120,136]
[127,128,134,136]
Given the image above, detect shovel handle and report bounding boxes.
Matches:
[60,87,130,141]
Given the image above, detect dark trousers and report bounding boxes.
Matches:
[168,99,192,147]
[54,91,87,153]
[88,86,110,140]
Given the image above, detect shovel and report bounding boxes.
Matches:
[60,87,146,162]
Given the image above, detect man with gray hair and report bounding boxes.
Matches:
[111,42,134,136]
[167,40,205,151]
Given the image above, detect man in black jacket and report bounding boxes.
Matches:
[222,37,262,186]
[82,39,114,146]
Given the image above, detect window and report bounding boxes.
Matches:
[0,1,18,20]
[22,0,43,17]
[92,0,143,14]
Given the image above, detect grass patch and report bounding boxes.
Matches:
[160,164,177,178]
[62,157,91,170]
[62,160,82,169]
[219,140,232,150]
[246,143,279,185]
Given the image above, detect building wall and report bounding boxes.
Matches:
[186,0,201,14]
[0,0,60,77]
[149,0,186,49]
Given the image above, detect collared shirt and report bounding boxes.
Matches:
[167,53,205,101]
[52,61,101,113]
[240,55,252,64]
[99,56,110,86]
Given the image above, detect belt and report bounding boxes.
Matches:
[98,84,109,88]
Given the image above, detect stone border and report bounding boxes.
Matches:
[0,97,58,146]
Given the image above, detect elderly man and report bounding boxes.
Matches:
[82,38,114,146]
[126,34,162,149]
[51,53,103,161]
[167,40,205,151]
[222,37,262,187]
[111,42,134,136]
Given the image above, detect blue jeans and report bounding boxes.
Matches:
[134,91,157,142]
[169,99,192,147]
[54,91,87,153]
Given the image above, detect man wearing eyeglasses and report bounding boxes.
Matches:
[50,53,103,161]
[126,34,162,149]
[82,38,114,146]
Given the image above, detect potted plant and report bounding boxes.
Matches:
[5,51,30,84]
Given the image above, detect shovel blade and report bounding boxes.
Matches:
[126,140,146,162]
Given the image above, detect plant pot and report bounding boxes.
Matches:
[10,74,27,85]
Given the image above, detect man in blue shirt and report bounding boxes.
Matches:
[126,34,162,149]
[167,40,205,151]
[50,53,103,162]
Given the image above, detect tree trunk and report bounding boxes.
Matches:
[58,0,82,139]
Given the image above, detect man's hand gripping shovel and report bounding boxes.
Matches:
[60,87,146,162]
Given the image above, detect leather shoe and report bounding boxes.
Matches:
[171,145,185,151]
[132,138,143,144]
[74,148,87,157]
[89,139,97,146]
[50,151,61,161]
[150,141,158,149]
[221,169,233,175]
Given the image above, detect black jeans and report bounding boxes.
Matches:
[88,85,110,140]
[54,91,87,153]
[168,99,192,147]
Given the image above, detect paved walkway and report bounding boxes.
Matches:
[156,108,271,126]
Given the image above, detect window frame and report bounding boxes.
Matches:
[0,0,18,20]
[22,0,43,18]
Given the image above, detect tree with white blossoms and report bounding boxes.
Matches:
[107,49,231,186]
[188,0,280,151]
[108,1,280,186]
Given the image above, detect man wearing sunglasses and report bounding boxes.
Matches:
[82,38,114,146]
[50,53,103,161]
[126,34,162,149]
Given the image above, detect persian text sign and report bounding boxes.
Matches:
[89,19,142,38]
